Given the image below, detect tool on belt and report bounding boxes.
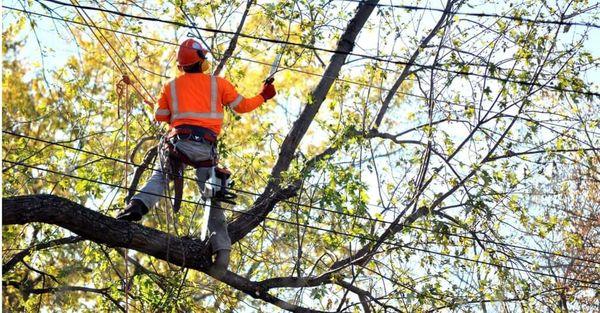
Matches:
[160,125,237,217]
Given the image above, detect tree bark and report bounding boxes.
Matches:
[2,194,325,313]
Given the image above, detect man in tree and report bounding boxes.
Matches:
[116,38,276,273]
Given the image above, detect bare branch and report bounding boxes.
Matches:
[3,280,125,312]
[373,0,456,128]
[213,0,253,76]
[3,236,84,274]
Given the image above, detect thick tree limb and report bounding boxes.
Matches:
[2,194,325,312]
[228,0,379,243]
[3,194,210,269]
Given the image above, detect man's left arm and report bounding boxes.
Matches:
[155,83,171,122]
[218,77,275,114]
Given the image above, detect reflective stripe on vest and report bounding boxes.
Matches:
[156,108,171,116]
[170,80,179,115]
[169,76,223,123]
[172,112,223,119]
[227,94,243,110]
[211,76,217,113]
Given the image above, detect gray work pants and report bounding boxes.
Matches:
[131,139,231,252]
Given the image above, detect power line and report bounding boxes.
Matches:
[6,5,600,241]
[338,0,600,29]
[71,0,156,104]
[37,0,600,97]
[22,2,564,90]
[4,130,600,266]
[12,2,600,136]
[47,4,599,153]
[4,159,600,286]
[5,6,599,262]
[6,5,386,87]
[75,0,600,89]
[6,1,599,295]
[6,5,600,128]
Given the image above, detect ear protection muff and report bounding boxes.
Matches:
[196,49,206,60]
[197,49,209,72]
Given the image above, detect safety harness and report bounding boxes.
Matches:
[160,125,236,215]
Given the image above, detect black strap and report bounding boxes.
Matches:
[172,125,217,143]
[163,141,217,169]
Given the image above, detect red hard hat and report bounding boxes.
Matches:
[177,39,207,67]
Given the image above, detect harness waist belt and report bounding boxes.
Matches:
[167,125,217,143]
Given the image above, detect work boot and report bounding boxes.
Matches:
[116,199,149,221]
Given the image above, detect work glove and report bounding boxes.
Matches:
[260,82,276,101]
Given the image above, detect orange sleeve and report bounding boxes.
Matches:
[154,83,171,123]
[218,77,265,114]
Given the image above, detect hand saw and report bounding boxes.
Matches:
[265,52,282,84]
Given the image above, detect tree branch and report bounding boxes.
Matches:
[212,0,253,76]
[3,280,125,312]
[3,236,84,274]
[2,194,328,312]
[372,0,456,129]
[228,0,379,243]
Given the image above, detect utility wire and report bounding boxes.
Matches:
[6,5,600,127]
[9,6,600,144]
[338,0,600,29]
[7,7,599,187]
[7,0,599,295]
[37,0,600,97]
[5,6,600,262]
[14,4,564,88]
[4,130,600,266]
[7,4,393,90]
[71,0,156,103]
[50,4,600,147]
[6,6,600,224]
[3,159,600,286]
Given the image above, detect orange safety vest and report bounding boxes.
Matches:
[154,73,265,135]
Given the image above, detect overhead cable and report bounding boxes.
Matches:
[37,0,600,97]
[4,130,600,266]
[4,159,600,286]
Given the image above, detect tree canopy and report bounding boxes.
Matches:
[2,0,599,311]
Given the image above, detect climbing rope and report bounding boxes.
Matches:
[116,74,132,313]
[71,2,162,307]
